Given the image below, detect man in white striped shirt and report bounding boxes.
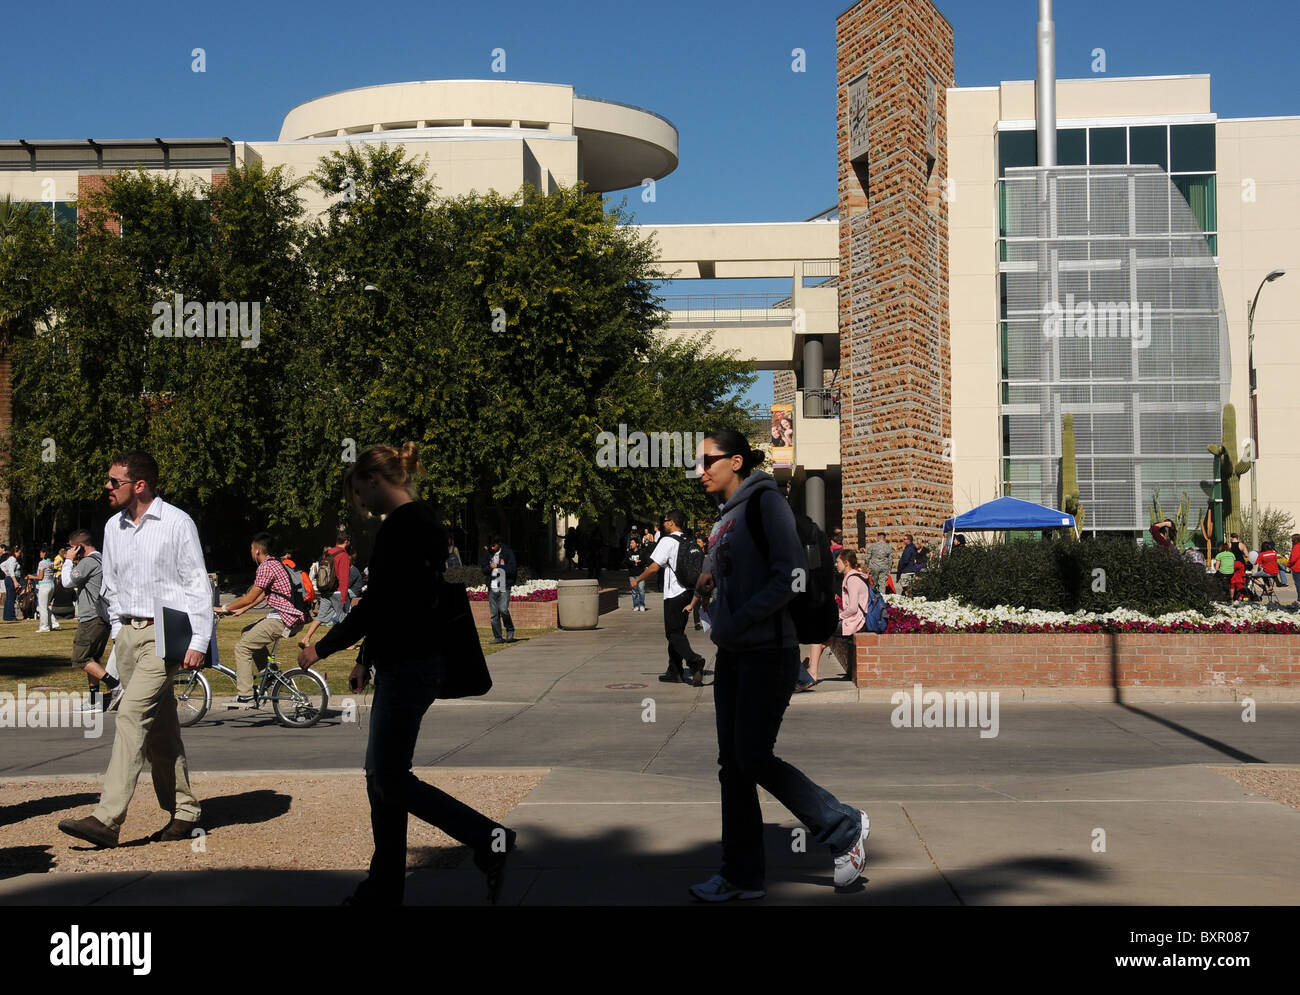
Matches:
[59,451,210,849]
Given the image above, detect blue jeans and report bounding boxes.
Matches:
[355,661,504,904]
[2,577,15,621]
[630,579,646,609]
[489,589,514,640]
[712,645,860,889]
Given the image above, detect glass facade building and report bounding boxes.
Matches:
[997,125,1230,533]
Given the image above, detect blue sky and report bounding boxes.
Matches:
[3,0,1295,404]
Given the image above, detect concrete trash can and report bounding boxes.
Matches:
[557,579,599,630]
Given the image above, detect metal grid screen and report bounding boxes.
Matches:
[999,164,1229,532]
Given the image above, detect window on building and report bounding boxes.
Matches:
[21,200,78,233]
[1059,129,1087,166]
[1089,127,1127,165]
[1171,123,1216,173]
[998,130,1037,176]
[1173,173,1217,247]
[1129,125,1169,170]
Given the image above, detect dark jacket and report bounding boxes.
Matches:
[479,544,517,582]
[314,501,446,665]
[897,542,917,578]
[706,470,804,651]
[623,546,646,577]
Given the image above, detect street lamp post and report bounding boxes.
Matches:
[1247,268,1286,551]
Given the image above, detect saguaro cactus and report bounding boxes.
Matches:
[1207,403,1252,541]
[1061,413,1084,535]
[1151,488,1191,548]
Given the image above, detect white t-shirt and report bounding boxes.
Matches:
[0,556,17,581]
[651,532,686,599]
[489,552,508,594]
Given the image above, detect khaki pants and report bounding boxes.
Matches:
[234,615,299,696]
[93,623,200,830]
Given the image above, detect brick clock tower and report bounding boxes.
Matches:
[836,0,954,550]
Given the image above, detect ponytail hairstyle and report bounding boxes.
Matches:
[837,548,859,569]
[701,429,765,479]
[344,442,425,515]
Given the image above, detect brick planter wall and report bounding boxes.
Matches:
[469,588,619,629]
[471,600,557,628]
[853,631,1300,693]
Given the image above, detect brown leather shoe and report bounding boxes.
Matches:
[58,815,119,849]
[154,817,201,842]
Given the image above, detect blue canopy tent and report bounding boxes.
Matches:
[941,496,1078,553]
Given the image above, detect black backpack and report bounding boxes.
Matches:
[745,490,838,644]
[668,534,704,592]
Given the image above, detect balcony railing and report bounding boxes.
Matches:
[802,388,840,419]
[660,293,793,326]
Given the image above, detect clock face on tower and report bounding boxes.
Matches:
[849,74,870,162]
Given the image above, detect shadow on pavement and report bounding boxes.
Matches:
[0,845,55,877]
[1108,632,1265,763]
[0,792,99,829]
[198,789,293,831]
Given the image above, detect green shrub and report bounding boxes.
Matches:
[1241,505,1296,554]
[909,537,1218,615]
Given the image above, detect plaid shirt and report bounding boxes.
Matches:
[255,558,305,628]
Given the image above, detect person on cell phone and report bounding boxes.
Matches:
[297,442,516,906]
[64,530,118,710]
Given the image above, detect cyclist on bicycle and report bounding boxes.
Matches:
[215,532,306,708]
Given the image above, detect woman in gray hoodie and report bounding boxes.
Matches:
[687,429,869,902]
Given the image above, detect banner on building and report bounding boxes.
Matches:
[770,404,794,468]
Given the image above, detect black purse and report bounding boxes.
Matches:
[434,580,493,699]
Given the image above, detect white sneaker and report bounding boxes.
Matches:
[689,874,765,902]
[105,686,124,712]
[832,810,870,887]
[36,627,50,633]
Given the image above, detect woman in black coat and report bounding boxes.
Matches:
[298,442,516,905]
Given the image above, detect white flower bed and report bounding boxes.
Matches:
[465,579,558,597]
[899,594,1299,629]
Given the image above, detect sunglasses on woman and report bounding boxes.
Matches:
[698,452,738,470]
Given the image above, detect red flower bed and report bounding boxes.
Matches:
[884,605,1300,636]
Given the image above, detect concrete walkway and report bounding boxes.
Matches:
[3,590,1299,905]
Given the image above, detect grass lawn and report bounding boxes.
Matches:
[0,615,554,697]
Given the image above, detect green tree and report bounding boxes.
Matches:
[297,144,753,545]
[5,164,309,535]
[1,195,76,540]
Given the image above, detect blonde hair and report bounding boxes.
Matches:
[344,442,424,514]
